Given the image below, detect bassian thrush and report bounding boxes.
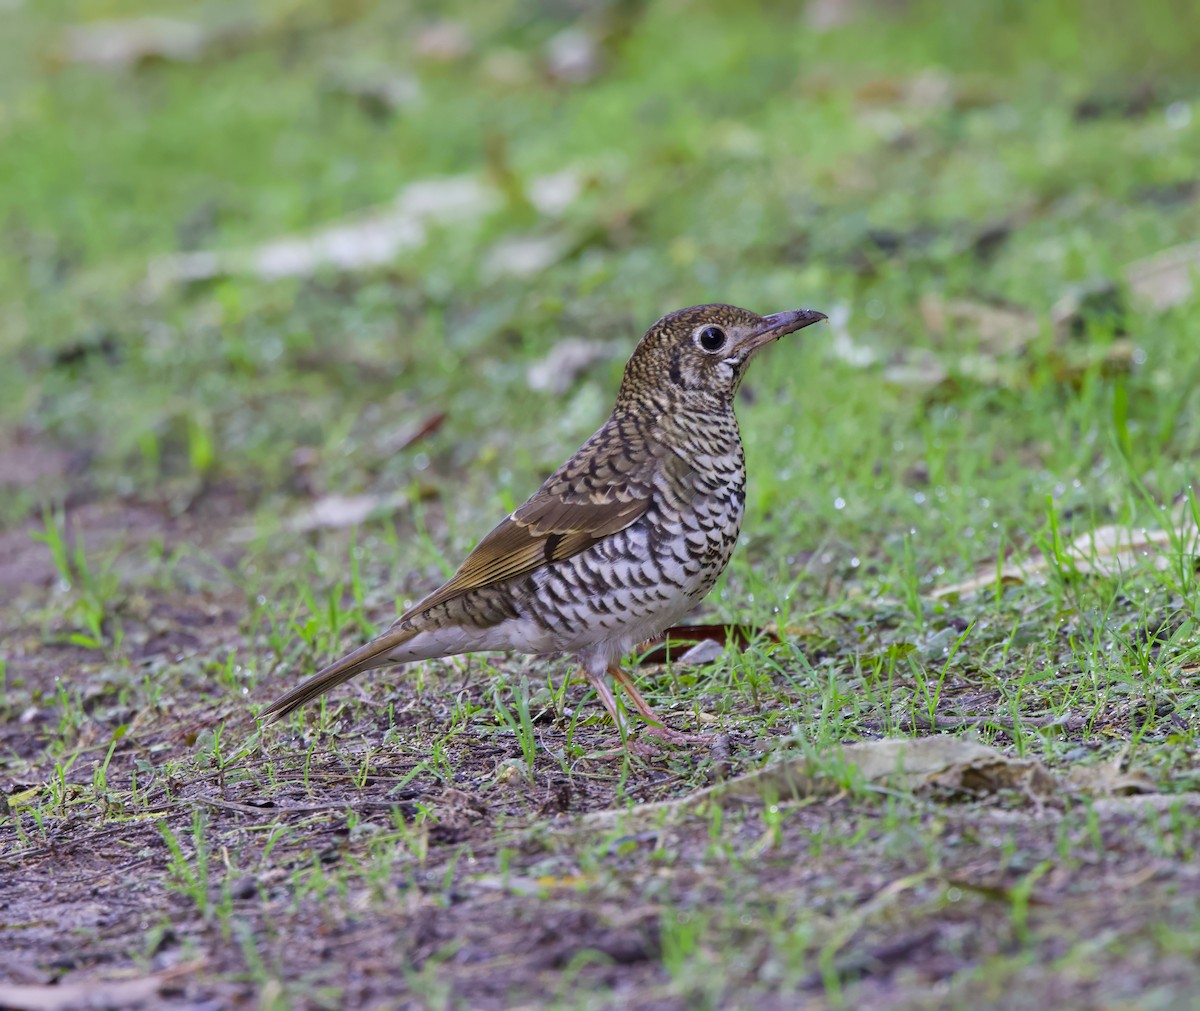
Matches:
[261,304,826,745]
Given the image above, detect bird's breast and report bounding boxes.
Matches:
[515,435,747,654]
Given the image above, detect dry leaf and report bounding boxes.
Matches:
[581,738,1162,833]
[881,348,949,390]
[150,170,586,287]
[412,20,472,62]
[805,0,862,32]
[855,70,954,111]
[721,737,1034,804]
[849,285,1131,396]
[931,515,1200,599]
[372,411,446,456]
[481,231,575,281]
[526,169,584,216]
[828,324,878,368]
[919,294,1039,354]
[1050,278,1127,339]
[232,491,412,538]
[676,639,724,665]
[1064,755,1157,797]
[326,71,421,117]
[148,175,496,286]
[544,28,602,85]
[636,623,778,666]
[1064,520,1200,576]
[481,48,537,88]
[283,492,410,534]
[526,338,619,394]
[1125,241,1200,311]
[246,212,425,279]
[60,18,211,69]
[0,437,71,489]
[0,961,202,1011]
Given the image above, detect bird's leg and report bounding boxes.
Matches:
[582,667,631,736]
[607,664,714,745]
[581,666,660,757]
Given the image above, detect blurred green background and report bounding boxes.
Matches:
[5,4,1200,1005]
[2,0,1198,584]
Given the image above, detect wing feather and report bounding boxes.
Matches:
[260,417,697,725]
[400,419,694,618]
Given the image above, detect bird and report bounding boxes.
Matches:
[260,303,827,746]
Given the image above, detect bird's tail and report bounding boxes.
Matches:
[258,622,420,726]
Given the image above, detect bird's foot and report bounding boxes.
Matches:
[638,722,715,746]
[586,723,716,759]
[581,664,716,756]
[587,738,662,759]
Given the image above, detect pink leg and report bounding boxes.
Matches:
[607,664,714,745]
[580,667,659,756]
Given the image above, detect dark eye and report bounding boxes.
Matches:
[697,325,726,352]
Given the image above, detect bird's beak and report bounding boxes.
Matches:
[741,308,827,353]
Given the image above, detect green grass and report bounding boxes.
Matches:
[3,0,1200,1006]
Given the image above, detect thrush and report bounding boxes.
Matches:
[260,303,826,745]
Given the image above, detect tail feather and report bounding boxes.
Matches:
[259,623,420,725]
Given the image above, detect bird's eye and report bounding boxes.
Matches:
[696,325,726,353]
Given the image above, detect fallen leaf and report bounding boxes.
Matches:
[148,175,497,285]
[676,639,724,665]
[472,873,589,896]
[282,492,410,534]
[1074,82,1159,122]
[544,28,602,85]
[481,230,575,281]
[855,70,955,111]
[0,437,72,489]
[636,624,778,666]
[754,737,1041,802]
[149,169,587,287]
[805,0,862,32]
[1064,755,1157,797]
[876,278,1136,395]
[1064,520,1200,576]
[246,211,426,279]
[1050,278,1127,339]
[931,514,1200,599]
[59,18,211,70]
[372,411,446,456]
[232,490,413,539]
[325,70,421,118]
[920,743,1059,800]
[822,302,881,370]
[0,961,202,1011]
[5,783,42,809]
[919,294,1039,355]
[526,169,584,217]
[526,338,620,394]
[579,737,1163,830]
[881,348,950,391]
[412,20,472,62]
[1125,241,1200,311]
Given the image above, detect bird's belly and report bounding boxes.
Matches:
[520,493,744,654]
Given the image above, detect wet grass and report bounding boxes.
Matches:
[3,0,1200,1006]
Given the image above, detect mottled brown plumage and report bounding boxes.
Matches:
[260,303,826,745]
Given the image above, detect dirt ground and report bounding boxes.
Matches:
[4,499,1199,1009]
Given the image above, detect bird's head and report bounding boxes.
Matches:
[618,303,826,405]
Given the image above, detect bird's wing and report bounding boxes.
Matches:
[402,420,693,617]
[261,421,694,725]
